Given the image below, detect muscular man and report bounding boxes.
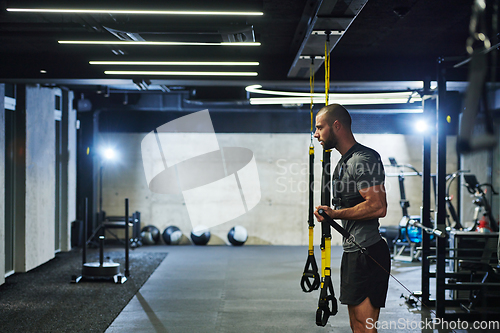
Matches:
[313,104,390,333]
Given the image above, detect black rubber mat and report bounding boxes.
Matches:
[0,248,166,332]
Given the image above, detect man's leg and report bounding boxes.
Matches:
[347,297,380,333]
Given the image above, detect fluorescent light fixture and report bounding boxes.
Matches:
[59,41,260,46]
[7,8,263,16]
[249,97,419,105]
[246,85,423,105]
[104,71,258,76]
[90,61,259,66]
[245,84,422,105]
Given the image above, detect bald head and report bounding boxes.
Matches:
[316,104,352,130]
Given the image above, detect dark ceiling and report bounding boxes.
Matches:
[0,0,478,98]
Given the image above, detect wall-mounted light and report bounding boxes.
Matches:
[90,61,260,66]
[102,148,116,160]
[59,41,260,46]
[7,8,263,16]
[415,120,428,133]
[105,71,258,76]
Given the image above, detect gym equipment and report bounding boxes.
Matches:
[227,225,248,246]
[101,211,142,248]
[140,225,161,245]
[384,157,443,261]
[300,57,320,294]
[191,226,211,245]
[72,198,129,284]
[315,147,338,327]
[463,174,499,232]
[444,170,470,230]
[315,34,337,327]
[407,219,445,238]
[385,157,426,261]
[403,59,500,321]
[162,226,183,245]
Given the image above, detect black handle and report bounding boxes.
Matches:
[315,275,338,326]
[318,209,368,254]
[318,209,350,239]
[301,254,320,292]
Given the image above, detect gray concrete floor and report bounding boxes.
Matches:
[106,245,497,333]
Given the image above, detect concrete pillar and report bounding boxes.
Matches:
[22,85,56,271]
[0,84,5,285]
[60,89,77,251]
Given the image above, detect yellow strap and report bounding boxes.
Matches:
[310,58,315,133]
[324,34,330,106]
[325,237,331,275]
[321,243,326,277]
[308,226,314,252]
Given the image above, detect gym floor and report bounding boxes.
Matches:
[102,245,496,333]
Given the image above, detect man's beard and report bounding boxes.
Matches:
[322,127,337,150]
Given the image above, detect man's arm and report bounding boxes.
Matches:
[314,184,387,222]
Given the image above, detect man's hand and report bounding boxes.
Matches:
[314,205,335,222]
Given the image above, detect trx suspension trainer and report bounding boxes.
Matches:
[300,57,320,293]
[316,31,338,327]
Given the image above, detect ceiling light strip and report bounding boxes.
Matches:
[7,8,263,16]
[249,97,420,105]
[104,71,258,76]
[90,61,259,66]
[59,41,260,46]
[245,85,422,102]
[245,84,422,101]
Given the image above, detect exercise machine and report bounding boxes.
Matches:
[72,198,130,284]
[99,211,142,248]
[463,174,499,232]
[385,157,427,262]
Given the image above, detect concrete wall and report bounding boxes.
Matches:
[0,84,5,285]
[99,131,458,246]
[23,85,56,271]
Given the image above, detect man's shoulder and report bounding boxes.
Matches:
[349,143,381,163]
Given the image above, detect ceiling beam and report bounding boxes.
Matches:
[287,0,368,78]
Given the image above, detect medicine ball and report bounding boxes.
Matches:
[162,226,183,245]
[228,225,248,246]
[190,226,211,246]
[140,225,161,245]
